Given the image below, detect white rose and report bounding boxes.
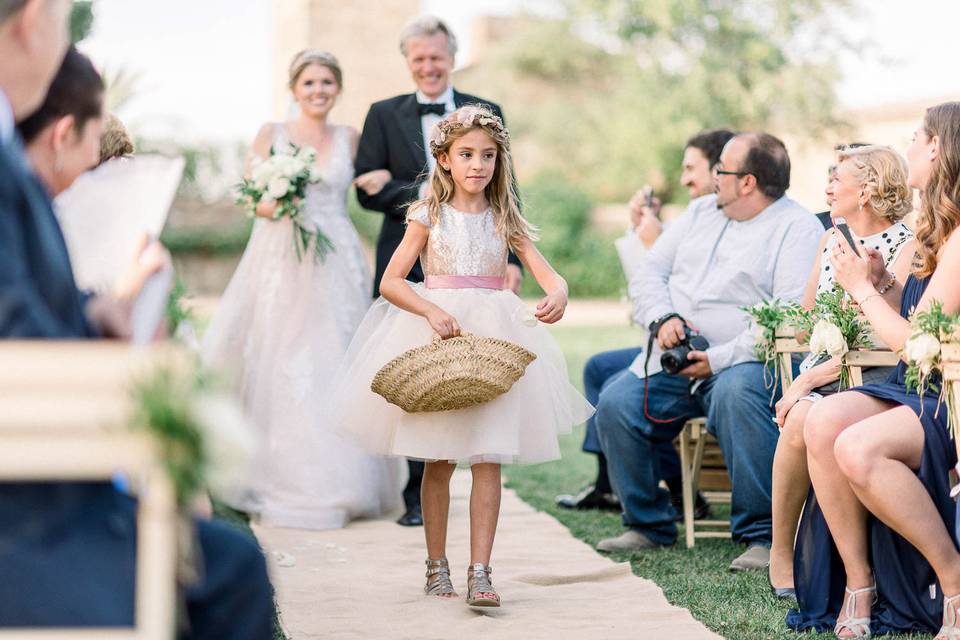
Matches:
[267,176,291,200]
[296,145,317,163]
[189,393,257,499]
[520,308,538,327]
[809,319,848,357]
[309,165,323,183]
[904,332,940,367]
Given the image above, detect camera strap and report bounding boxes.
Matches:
[642,314,693,425]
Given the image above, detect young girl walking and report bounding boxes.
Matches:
[333,105,593,607]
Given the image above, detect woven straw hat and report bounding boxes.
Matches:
[371,332,537,413]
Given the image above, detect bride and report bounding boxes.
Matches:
[203,49,402,529]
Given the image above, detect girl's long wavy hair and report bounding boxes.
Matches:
[409,104,537,250]
[914,101,960,277]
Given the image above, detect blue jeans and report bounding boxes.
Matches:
[582,348,681,483]
[595,363,779,546]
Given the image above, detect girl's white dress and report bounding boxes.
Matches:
[332,203,594,465]
[202,124,403,529]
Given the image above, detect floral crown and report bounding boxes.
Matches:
[428,105,508,155]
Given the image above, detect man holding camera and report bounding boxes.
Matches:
[594,133,824,571]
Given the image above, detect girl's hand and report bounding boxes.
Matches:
[255,198,278,219]
[354,169,392,196]
[535,289,567,324]
[830,233,875,301]
[426,305,461,339]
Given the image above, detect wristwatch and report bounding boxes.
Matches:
[649,312,682,335]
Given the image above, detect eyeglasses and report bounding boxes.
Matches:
[714,167,749,177]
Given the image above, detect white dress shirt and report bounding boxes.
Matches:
[416,85,455,175]
[0,88,14,144]
[628,193,825,378]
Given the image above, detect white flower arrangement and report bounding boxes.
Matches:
[237,144,333,262]
[428,105,508,153]
[809,319,849,359]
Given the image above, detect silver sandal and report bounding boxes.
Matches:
[938,593,960,640]
[466,563,500,608]
[834,584,876,638]
[424,558,457,598]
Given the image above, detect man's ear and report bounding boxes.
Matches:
[51,114,76,153]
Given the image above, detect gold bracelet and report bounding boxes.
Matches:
[858,292,882,306]
[877,271,897,295]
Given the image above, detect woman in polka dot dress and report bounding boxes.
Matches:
[768,145,915,598]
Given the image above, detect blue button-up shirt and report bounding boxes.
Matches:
[629,193,824,377]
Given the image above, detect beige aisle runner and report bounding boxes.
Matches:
[253,470,721,640]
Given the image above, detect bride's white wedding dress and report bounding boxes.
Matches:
[202,124,403,529]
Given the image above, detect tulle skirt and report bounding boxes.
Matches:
[331,284,595,465]
[202,217,404,529]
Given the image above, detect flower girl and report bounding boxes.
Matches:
[333,105,593,607]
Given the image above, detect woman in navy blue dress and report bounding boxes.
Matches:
[789,101,960,639]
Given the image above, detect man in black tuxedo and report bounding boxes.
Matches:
[355,16,522,527]
[0,5,272,636]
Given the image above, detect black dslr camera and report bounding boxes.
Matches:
[660,326,710,375]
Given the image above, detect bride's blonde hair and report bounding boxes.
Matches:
[914,101,960,277]
[410,105,537,250]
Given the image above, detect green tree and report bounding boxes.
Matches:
[458,0,857,204]
[70,0,94,43]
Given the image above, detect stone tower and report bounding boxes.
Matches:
[272,0,420,129]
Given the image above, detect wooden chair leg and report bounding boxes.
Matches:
[680,422,695,548]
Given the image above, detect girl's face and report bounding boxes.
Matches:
[906,122,937,190]
[440,128,498,196]
[829,159,863,219]
[292,63,340,118]
[52,114,103,196]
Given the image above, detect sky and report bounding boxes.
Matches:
[79,0,960,143]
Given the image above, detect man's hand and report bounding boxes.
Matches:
[504,263,522,294]
[657,316,687,350]
[85,295,133,340]
[635,212,662,249]
[678,350,712,380]
[627,187,662,226]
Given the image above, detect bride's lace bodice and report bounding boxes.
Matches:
[406,203,507,277]
[273,124,355,229]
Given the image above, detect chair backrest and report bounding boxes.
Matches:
[0,341,180,640]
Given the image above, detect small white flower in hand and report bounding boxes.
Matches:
[904,332,940,374]
[809,319,848,357]
[267,176,291,200]
[520,308,538,327]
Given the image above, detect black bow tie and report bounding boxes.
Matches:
[417,102,446,117]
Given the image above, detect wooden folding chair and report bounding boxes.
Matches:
[0,342,181,640]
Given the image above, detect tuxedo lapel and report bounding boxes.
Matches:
[397,94,427,175]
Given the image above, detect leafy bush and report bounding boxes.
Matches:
[519,173,625,298]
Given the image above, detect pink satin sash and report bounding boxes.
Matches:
[424,275,504,290]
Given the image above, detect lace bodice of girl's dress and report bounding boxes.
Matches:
[407,203,507,277]
[273,124,355,231]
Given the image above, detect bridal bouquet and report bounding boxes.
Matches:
[903,301,960,422]
[236,144,334,262]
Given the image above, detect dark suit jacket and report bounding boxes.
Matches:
[0,138,95,338]
[815,211,833,231]
[355,89,519,295]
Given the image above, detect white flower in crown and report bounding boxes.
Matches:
[429,123,446,150]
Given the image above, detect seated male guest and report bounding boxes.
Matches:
[0,20,273,637]
[556,128,734,517]
[594,133,824,571]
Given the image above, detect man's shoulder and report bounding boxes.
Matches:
[684,193,722,220]
[368,93,416,113]
[775,197,824,231]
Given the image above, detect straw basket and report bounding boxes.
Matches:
[371,332,537,413]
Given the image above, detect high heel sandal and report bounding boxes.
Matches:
[834,584,876,638]
[424,558,457,598]
[466,563,500,608]
[937,593,960,640]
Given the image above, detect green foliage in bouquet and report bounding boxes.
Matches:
[903,301,960,421]
[165,278,193,335]
[743,299,799,398]
[130,366,209,506]
[804,283,873,389]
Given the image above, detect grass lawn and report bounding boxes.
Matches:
[503,323,931,640]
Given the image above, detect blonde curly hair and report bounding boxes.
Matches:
[98,113,134,165]
[836,144,913,223]
[410,104,537,250]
